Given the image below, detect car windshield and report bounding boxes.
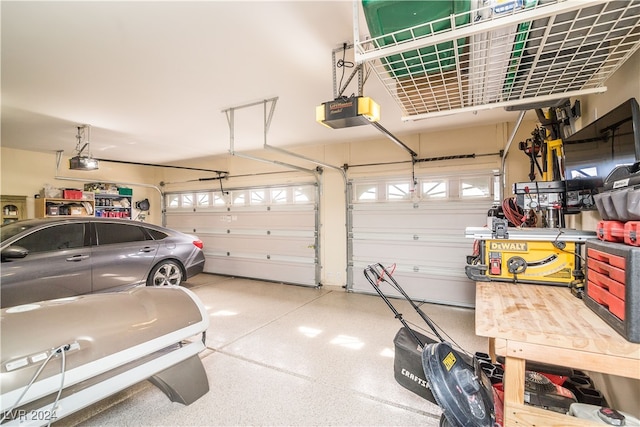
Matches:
[1,222,39,243]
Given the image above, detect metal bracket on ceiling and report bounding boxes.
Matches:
[223,97,278,155]
[223,97,318,176]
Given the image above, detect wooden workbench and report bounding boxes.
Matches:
[475,282,640,426]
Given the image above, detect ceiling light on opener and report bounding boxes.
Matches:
[69,125,99,171]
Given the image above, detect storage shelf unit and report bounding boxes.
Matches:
[35,198,95,218]
[354,0,640,120]
[95,193,132,219]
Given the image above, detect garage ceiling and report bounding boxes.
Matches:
[3,1,542,165]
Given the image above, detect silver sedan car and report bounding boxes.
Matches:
[0,217,206,308]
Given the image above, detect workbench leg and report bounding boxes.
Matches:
[503,356,526,427]
[489,337,496,363]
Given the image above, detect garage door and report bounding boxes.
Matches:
[348,172,496,307]
[165,184,319,287]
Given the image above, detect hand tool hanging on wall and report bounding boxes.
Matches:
[519,127,545,181]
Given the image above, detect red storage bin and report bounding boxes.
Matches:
[63,189,83,199]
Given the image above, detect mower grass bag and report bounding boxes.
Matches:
[364,263,447,403]
[393,326,438,403]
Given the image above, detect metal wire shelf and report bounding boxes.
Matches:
[354,0,640,121]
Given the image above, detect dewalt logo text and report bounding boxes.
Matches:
[489,242,528,252]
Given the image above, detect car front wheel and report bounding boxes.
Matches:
[147,260,183,286]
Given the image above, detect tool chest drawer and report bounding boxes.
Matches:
[585,239,640,343]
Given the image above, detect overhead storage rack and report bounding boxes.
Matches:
[354,0,640,120]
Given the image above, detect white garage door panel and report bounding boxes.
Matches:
[202,234,316,256]
[351,239,470,269]
[206,256,316,286]
[165,184,319,287]
[353,211,480,230]
[164,213,209,232]
[350,265,474,307]
[165,210,315,232]
[198,207,315,229]
[352,204,488,229]
[352,230,468,241]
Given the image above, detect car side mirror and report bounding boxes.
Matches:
[1,245,29,261]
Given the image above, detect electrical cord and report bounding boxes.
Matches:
[501,197,526,227]
[336,43,354,98]
[1,344,69,425]
[553,229,588,293]
[553,229,586,265]
[48,346,66,427]
[472,238,480,258]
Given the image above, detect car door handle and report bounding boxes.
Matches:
[139,247,156,253]
[66,255,89,262]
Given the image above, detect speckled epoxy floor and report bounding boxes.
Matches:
[65,274,487,426]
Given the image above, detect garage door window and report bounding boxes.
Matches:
[271,188,288,204]
[233,192,246,205]
[95,223,150,245]
[461,176,491,198]
[354,174,494,202]
[167,194,199,208]
[166,185,316,211]
[294,186,313,204]
[197,193,211,207]
[182,194,194,207]
[422,180,447,199]
[387,183,412,200]
[251,190,266,205]
[167,195,180,208]
[354,184,377,201]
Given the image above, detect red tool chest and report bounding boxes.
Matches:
[585,239,640,343]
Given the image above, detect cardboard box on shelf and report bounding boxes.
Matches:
[69,206,87,216]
